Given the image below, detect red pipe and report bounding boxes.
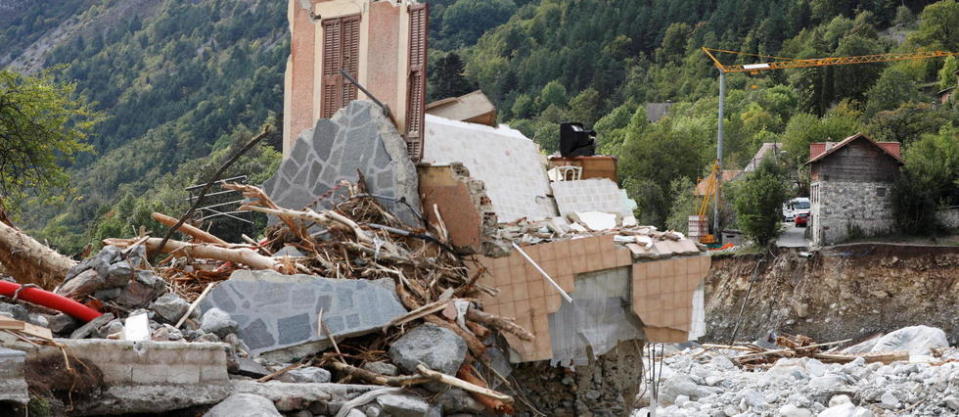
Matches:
[0,281,102,322]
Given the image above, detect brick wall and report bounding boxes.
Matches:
[473,235,710,362]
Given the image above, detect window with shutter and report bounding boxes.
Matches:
[320,14,360,119]
[405,3,428,161]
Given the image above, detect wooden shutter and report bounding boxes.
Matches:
[320,14,360,119]
[405,3,428,161]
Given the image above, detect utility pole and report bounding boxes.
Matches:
[714,71,725,240]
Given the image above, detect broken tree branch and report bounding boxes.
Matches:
[104,237,290,273]
[417,364,514,404]
[0,220,76,289]
[152,212,228,245]
[466,307,534,341]
[328,361,432,386]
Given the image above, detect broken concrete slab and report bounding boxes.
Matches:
[551,178,633,217]
[423,114,556,223]
[264,100,422,226]
[0,347,28,404]
[570,211,618,231]
[198,270,408,361]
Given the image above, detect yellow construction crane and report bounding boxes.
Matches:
[700,47,959,242]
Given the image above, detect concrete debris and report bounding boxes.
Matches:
[389,324,467,376]
[203,393,283,417]
[123,312,150,341]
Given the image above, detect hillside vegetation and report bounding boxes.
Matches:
[2,0,958,252]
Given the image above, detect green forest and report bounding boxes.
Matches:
[3,0,959,253]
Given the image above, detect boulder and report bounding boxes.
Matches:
[151,293,190,323]
[389,324,466,376]
[287,367,332,383]
[204,393,283,417]
[363,361,399,376]
[70,313,115,339]
[45,313,80,334]
[376,394,430,417]
[780,404,814,417]
[57,269,105,300]
[869,326,948,357]
[116,270,166,308]
[201,308,238,338]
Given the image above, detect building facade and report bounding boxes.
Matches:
[284,0,428,161]
[808,134,903,246]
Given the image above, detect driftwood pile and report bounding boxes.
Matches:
[703,333,909,368]
[103,179,527,413]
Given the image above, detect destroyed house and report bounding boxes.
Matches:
[808,133,902,246]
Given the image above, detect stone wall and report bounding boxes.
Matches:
[811,180,895,246]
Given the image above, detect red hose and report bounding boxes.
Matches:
[0,281,102,322]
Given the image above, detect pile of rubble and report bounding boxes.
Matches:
[0,179,527,416]
[634,326,959,417]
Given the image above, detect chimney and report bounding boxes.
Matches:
[877,142,902,159]
[809,143,827,161]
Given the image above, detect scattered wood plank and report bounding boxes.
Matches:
[0,317,53,339]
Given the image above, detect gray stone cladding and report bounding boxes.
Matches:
[264,100,422,226]
[198,270,407,359]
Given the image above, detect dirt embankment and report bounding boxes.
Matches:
[704,244,959,345]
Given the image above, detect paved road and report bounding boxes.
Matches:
[777,222,810,248]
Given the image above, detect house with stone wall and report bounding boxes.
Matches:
[807,134,903,246]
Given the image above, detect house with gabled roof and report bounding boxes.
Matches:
[807,133,903,246]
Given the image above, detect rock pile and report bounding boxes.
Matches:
[634,327,959,417]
